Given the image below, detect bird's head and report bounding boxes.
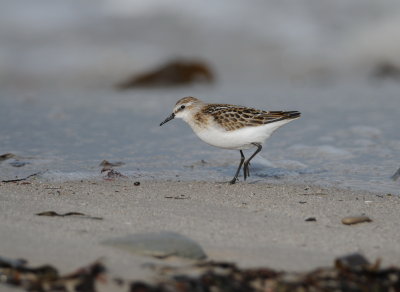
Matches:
[160,96,202,126]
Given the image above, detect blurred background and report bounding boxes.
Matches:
[4,0,400,87]
[1,0,399,193]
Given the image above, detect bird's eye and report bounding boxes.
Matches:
[180,105,185,109]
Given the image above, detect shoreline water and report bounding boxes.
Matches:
[1,80,400,196]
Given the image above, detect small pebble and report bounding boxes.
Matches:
[342,216,372,225]
[134,181,140,186]
[305,217,316,222]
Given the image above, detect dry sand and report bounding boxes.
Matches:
[0,179,399,284]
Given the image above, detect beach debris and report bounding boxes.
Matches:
[0,256,59,288]
[130,282,154,291]
[371,61,400,81]
[0,153,16,162]
[0,154,32,168]
[115,59,214,89]
[2,254,400,292]
[305,217,316,222]
[341,215,372,225]
[1,172,42,183]
[99,160,125,171]
[102,231,207,260]
[36,211,103,220]
[165,194,189,200]
[0,256,27,268]
[138,257,398,291]
[100,160,127,179]
[130,257,399,291]
[299,192,328,196]
[9,161,30,167]
[335,253,372,270]
[102,169,127,179]
[134,181,140,186]
[391,167,400,181]
[0,256,105,292]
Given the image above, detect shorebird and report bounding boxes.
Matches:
[160,96,300,184]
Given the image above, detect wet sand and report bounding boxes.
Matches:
[0,179,399,285]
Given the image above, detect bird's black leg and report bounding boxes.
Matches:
[243,143,262,180]
[229,150,245,184]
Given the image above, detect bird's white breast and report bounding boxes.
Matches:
[192,119,293,150]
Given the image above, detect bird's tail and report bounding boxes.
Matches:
[283,111,301,119]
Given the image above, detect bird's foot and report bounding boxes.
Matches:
[229,177,238,184]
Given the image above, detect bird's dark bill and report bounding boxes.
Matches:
[160,113,175,126]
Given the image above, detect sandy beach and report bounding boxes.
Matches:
[1,179,399,288]
[2,1,400,290]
